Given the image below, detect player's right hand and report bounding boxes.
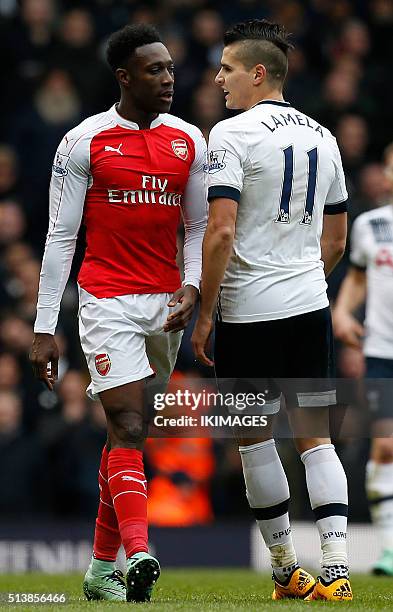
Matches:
[191,316,214,367]
[29,333,59,391]
[332,310,364,349]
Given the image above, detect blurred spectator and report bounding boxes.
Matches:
[0,202,27,307]
[38,370,86,448]
[0,353,21,391]
[0,241,36,309]
[190,83,224,138]
[47,399,107,517]
[336,114,369,194]
[163,33,195,116]
[285,47,320,112]
[0,0,56,120]
[0,390,44,515]
[271,0,306,37]
[187,9,224,74]
[10,68,83,247]
[12,258,40,319]
[58,369,89,424]
[3,242,36,277]
[313,70,360,131]
[0,200,26,247]
[336,19,370,60]
[0,314,33,355]
[369,0,393,59]
[0,145,21,201]
[352,162,391,218]
[53,9,117,114]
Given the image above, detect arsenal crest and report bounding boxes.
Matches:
[171,139,188,161]
[95,353,111,376]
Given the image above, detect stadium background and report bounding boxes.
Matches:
[0,0,392,572]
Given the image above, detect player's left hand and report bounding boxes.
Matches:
[164,285,199,333]
[191,316,214,367]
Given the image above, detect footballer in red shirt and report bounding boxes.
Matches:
[30,24,207,603]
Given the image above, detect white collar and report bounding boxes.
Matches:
[109,104,164,130]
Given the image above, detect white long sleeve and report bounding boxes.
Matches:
[181,130,208,289]
[34,137,89,334]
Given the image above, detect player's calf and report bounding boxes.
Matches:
[301,444,350,585]
[99,384,160,600]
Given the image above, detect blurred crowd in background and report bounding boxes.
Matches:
[0,0,392,526]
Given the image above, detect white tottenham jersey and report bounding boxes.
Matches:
[350,204,393,359]
[207,100,348,322]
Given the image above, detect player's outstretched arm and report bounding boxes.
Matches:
[192,197,237,366]
[333,266,366,349]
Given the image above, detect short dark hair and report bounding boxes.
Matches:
[223,19,293,83]
[106,24,162,72]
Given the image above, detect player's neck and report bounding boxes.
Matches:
[116,100,159,130]
[246,89,284,110]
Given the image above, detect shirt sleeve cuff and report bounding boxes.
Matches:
[182,279,200,291]
[208,185,241,202]
[349,261,367,272]
[324,201,348,214]
[34,307,58,335]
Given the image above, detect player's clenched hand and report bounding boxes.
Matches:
[333,310,364,349]
[29,333,59,390]
[191,316,214,367]
[164,285,199,333]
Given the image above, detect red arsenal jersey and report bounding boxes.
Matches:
[34,105,207,333]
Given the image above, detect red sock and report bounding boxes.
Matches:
[93,446,122,562]
[108,448,148,559]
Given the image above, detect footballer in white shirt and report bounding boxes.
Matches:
[192,19,352,602]
[334,143,393,576]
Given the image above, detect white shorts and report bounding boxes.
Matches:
[78,287,183,400]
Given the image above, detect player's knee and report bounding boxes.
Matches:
[106,408,146,446]
[294,437,331,455]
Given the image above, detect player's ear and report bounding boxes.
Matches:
[254,64,266,85]
[116,67,131,87]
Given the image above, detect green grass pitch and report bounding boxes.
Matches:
[0,570,392,611]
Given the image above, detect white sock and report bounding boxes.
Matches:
[240,439,298,582]
[301,444,348,582]
[366,460,393,550]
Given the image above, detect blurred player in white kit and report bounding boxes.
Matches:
[334,142,393,576]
